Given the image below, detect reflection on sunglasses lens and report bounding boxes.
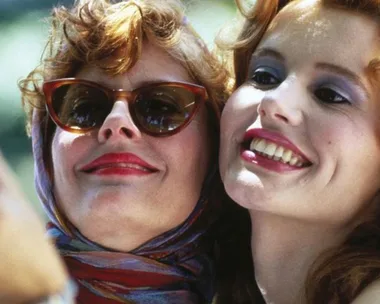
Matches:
[53,84,110,129]
[134,86,192,133]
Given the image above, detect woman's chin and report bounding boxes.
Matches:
[72,208,174,252]
[78,223,149,252]
[223,171,265,209]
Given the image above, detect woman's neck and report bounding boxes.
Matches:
[250,211,350,304]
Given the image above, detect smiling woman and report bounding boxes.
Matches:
[17,0,254,303]
[48,42,212,252]
[219,0,380,303]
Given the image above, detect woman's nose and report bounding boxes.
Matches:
[97,100,142,143]
[257,82,303,127]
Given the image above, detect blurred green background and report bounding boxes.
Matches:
[1,0,236,219]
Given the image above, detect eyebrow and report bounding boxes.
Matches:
[250,48,286,63]
[315,62,370,99]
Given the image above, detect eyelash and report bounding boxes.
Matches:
[250,70,351,105]
[250,70,280,87]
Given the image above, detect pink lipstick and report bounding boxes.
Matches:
[241,128,311,172]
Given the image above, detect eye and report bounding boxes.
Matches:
[314,87,350,104]
[136,97,181,116]
[250,67,281,87]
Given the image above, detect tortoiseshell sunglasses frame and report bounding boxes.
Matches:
[43,78,209,137]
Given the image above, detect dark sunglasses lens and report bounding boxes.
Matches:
[134,85,199,134]
[51,83,111,130]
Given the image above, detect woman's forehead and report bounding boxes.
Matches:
[75,43,193,89]
[259,2,380,73]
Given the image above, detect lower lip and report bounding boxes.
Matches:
[240,149,304,173]
[87,167,155,176]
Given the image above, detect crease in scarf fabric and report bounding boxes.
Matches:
[31,109,220,304]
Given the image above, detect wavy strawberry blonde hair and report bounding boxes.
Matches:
[217,0,380,303]
[19,0,231,136]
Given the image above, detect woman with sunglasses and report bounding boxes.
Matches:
[219,0,380,303]
[18,0,254,303]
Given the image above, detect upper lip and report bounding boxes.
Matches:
[80,152,159,172]
[243,128,312,164]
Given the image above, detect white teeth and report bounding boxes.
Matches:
[274,146,284,158]
[289,156,298,166]
[131,164,149,171]
[264,143,277,156]
[281,150,293,163]
[255,139,267,153]
[249,137,306,167]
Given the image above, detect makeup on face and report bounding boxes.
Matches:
[80,152,159,176]
[51,41,212,251]
[248,48,369,108]
[220,1,380,225]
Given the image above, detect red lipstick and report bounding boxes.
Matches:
[80,153,158,176]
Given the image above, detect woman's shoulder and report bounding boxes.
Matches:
[352,279,380,304]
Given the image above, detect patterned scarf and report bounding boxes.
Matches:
[31,110,220,303]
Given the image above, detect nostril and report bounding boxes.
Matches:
[104,129,112,139]
[275,113,289,123]
[99,125,137,142]
[121,127,134,138]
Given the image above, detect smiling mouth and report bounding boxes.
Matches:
[80,152,159,175]
[243,137,312,168]
[83,163,157,173]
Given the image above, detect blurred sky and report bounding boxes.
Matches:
[0,0,236,218]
